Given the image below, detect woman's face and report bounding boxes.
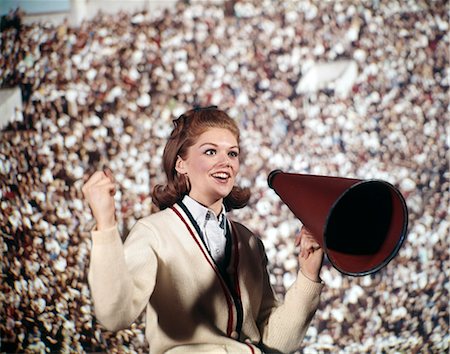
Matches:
[175,127,240,213]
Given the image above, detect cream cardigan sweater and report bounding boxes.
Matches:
[88,203,323,354]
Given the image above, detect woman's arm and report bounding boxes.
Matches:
[87,221,158,331]
[256,229,324,353]
[83,170,158,330]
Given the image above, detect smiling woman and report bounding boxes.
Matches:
[152,106,250,212]
[83,106,325,354]
[174,127,240,215]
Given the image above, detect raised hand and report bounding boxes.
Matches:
[295,227,324,282]
[82,169,117,230]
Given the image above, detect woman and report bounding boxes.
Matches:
[83,106,324,354]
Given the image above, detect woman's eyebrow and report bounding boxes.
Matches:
[199,142,239,149]
[199,142,218,147]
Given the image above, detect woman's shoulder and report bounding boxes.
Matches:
[125,208,179,245]
[137,207,177,227]
[229,219,264,245]
[229,219,253,235]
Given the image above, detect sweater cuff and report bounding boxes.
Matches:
[297,269,325,295]
[91,224,121,245]
[299,269,323,284]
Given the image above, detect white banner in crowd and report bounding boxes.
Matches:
[296,60,358,98]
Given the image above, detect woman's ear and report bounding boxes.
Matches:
[175,155,186,175]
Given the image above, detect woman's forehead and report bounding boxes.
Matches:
[194,127,239,145]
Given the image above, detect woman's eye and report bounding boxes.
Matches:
[229,151,239,158]
[205,149,216,155]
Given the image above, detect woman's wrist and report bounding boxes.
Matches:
[300,268,322,283]
[95,218,116,231]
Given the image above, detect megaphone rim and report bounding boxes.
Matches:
[267,169,283,189]
[323,179,409,276]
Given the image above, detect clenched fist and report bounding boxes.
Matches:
[82,169,117,230]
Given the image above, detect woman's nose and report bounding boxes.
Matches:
[218,152,231,167]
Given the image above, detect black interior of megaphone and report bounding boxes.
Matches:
[325,181,393,255]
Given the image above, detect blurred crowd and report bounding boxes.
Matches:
[1,0,448,352]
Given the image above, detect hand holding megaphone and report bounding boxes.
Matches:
[295,227,324,282]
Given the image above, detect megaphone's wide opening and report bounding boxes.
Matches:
[325,181,392,255]
[324,180,408,276]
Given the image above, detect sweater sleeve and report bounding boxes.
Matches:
[88,221,159,331]
[256,241,324,353]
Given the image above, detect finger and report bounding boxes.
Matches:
[301,247,310,259]
[84,170,109,188]
[301,238,320,252]
[300,237,320,258]
[84,179,114,195]
[300,246,307,259]
[92,181,116,196]
[301,246,318,260]
[104,168,115,183]
[297,227,313,245]
[83,180,116,199]
[300,227,315,238]
[93,177,115,187]
[301,227,321,244]
[106,186,116,196]
[296,227,308,244]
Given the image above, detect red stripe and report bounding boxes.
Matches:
[245,343,255,354]
[171,206,235,336]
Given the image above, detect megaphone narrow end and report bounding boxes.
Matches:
[268,170,283,189]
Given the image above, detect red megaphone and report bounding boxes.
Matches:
[268,170,408,276]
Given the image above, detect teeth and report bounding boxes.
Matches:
[212,172,229,179]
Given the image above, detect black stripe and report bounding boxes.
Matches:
[177,201,207,246]
[229,221,244,337]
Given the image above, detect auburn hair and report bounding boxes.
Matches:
[152,107,250,211]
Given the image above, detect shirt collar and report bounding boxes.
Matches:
[182,195,226,227]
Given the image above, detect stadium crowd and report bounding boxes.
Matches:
[1,0,448,352]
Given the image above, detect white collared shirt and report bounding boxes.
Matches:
[182,195,227,265]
